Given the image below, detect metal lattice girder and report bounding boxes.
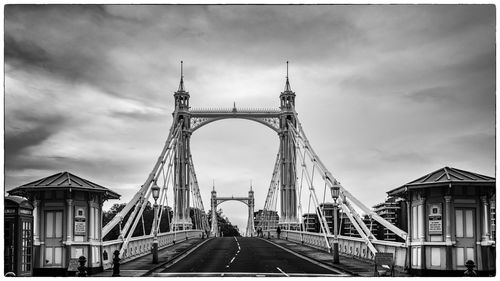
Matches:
[288,114,408,241]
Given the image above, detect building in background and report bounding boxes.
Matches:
[372,197,407,242]
[254,209,279,231]
[302,213,319,232]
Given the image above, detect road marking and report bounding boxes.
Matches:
[143,238,213,276]
[153,272,341,277]
[276,267,289,277]
[262,239,348,276]
[225,237,241,268]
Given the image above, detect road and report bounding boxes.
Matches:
[151,237,346,277]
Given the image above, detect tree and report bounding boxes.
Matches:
[102,202,174,241]
[207,208,241,237]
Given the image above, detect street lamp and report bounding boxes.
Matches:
[330,183,340,264]
[151,182,160,264]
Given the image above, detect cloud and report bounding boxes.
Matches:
[4,5,495,231]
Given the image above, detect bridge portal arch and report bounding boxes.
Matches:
[210,186,255,237]
[171,61,299,232]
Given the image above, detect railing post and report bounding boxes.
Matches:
[77,256,87,277]
[112,250,121,277]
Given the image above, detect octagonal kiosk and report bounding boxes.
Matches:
[7,171,120,276]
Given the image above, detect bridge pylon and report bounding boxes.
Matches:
[172,61,193,231]
[278,62,300,230]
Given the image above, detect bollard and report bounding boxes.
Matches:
[464,260,477,277]
[77,256,87,277]
[267,231,270,239]
[112,250,121,277]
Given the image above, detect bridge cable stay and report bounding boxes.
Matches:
[258,150,281,232]
[188,155,210,233]
[288,110,408,241]
[288,128,332,250]
[101,118,209,257]
[101,122,182,238]
[154,159,174,234]
[286,111,408,252]
[118,129,179,246]
[287,120,377,254]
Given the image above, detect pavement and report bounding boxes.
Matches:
[267,237,411,277]
[92,237,205,277]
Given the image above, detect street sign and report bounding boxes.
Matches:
[375,253,393,265]
[374,253,394,277]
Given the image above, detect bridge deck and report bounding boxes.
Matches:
[94,236,411,277]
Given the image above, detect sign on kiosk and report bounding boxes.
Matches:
[428,203,442,235]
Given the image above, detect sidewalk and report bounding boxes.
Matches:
[93,238,206,277]
[267,238,411,277]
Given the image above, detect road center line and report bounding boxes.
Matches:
[225,237,241,268]
[276,267,289,277]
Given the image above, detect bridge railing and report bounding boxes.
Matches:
[101,230,204,269]
[282,230,407,268]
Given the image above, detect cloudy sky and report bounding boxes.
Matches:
[4,5,495,231]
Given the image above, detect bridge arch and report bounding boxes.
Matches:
[190,115,280,134]
[210,187,255,237]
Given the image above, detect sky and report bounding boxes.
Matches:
[4,4,495,231]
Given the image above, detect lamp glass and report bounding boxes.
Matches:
[331,185,340,200]
[152,183,160,201]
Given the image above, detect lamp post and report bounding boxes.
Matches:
[151,182,160,264]
[331,183,340,264]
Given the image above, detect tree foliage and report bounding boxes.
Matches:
[102,202,173,241]
[207,208,241,237]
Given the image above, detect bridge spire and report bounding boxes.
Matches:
[284,61,293,93]
[178,60,186,92]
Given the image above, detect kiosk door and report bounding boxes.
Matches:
[4,221,15,273]
[454,208,476,269]
[44,211,63,267]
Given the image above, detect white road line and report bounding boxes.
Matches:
[225,237,241,268]
[276,267,289,277]
[153,272,341,277]
[262,239,348,276]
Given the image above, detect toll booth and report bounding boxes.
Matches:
[4,196,34,277]
[7,171,120,276]
[387,167,495,276]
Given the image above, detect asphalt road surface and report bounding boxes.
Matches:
[153,237,345,277]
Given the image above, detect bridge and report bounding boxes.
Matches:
[98,62,408,276]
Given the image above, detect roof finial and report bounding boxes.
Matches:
[286,61,289,79]
[212,180,215,191]
[250,180,253,191]
[177,60,185,92]
[284,61,292,92]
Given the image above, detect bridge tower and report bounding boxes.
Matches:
[172,61,192,230]
[279,61,299,230]
[246,185,255,237]
[210,185,218,236]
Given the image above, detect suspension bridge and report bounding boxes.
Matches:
[97,62,408,275]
